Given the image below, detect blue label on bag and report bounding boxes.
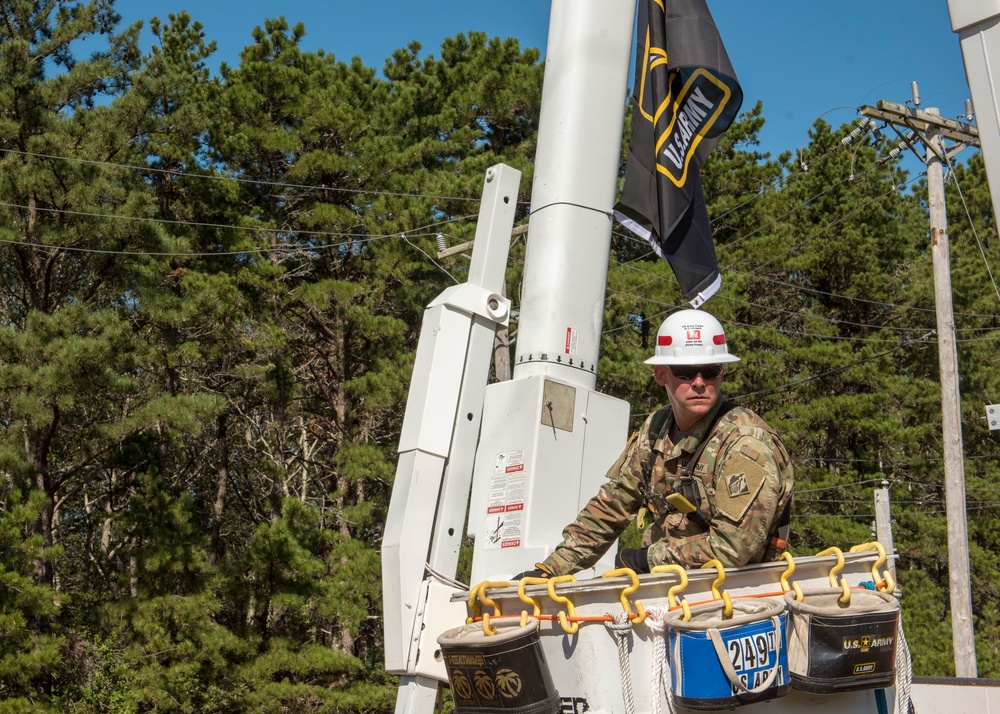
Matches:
[670,614,789,701]
[726,629,776,671]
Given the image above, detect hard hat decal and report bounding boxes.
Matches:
[644,309,740,366]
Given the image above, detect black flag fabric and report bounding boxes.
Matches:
[613,0,742,307]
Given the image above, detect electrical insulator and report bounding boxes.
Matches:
[436,233,447,252]
[965,99,974,122]
[841,117,872,147]
[911,81,921,107]
[886,131,918,161]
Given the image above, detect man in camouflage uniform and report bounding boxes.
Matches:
[519,309,793,577]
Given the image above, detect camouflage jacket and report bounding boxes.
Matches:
[541,398,794,576]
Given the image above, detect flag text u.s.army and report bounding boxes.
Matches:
[656,71,733,188]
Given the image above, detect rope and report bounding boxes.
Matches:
[605,612,636,714]
[644,609,675,714]
[896,616,914,714]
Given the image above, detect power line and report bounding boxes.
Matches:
[730,332,932,401]
[723,169,865,254]
[715,291,936,334]
[956,332,1000,342]
[0,147,485,204]
[626,328,924,415]
[609,242,1000,337]
[0,200,478,256]
[608,148,998,331]
[944,150,1000,304]
[0,196,605,260]
[608,274,939,342]
[749,175,921,272]
[709,110,884,235]
[726,267,1000,321]
[795,479,889,495]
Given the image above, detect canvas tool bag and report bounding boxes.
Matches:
[664,598,790,710]
[783,588,899,694]
[437,618,560,714]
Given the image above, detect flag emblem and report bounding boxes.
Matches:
[613,0,743,307]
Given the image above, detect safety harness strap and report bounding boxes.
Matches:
[642,400,736,527]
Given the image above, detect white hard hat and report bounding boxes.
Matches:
[644,309,740,365]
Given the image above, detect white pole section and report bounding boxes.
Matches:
[948,0,1000,228]
[514,0,638,390]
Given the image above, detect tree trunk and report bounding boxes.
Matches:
[210,413,230,564]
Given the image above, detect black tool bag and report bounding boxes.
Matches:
[783,588,899,694]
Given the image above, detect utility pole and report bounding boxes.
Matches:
[873,480,896,583]
[860,98,979,678]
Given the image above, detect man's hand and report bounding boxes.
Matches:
[513,563,553,580]
[614,547,650,574]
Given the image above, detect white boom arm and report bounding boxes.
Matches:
[384,1,637,711]
[467,0,636,585]
[513,0,638,390]
[381,165,521,712]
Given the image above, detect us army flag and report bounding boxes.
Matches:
[613,0,742,307]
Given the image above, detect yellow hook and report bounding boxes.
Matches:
[701,559,733,617]
[779,551,796,591]
[517,577,548,628]
[816,547,851,605]
[481,611,499,637]
[547,575,579,635]
[849,541,896,594]
[466,581,510,625]
[478,581,510,617]
[652,563,692,621]
[466,582,485,625]
[780,551,805,602]
[602,568,647,625]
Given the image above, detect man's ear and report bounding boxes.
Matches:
[653,365,670,387]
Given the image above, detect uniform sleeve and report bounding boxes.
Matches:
[540,428,648,576]
[646,432,784,568]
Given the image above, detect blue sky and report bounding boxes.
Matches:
[112,0,972,168]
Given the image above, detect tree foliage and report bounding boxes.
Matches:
[0,2,996,710]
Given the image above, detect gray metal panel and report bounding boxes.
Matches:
[912,679,1000,712]
[949,0,1000,32]
[468,376,630,583]
[953,12,1000,231]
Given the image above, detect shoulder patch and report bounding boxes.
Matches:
[714,453,766,522]
[607,431,638,482]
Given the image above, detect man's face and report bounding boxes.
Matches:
[654,364,723,431]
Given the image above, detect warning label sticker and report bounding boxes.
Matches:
[483,511,523,550]
[565,327,579,356]
[483,450,527,550]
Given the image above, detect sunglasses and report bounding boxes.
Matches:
[669,364,724,381]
